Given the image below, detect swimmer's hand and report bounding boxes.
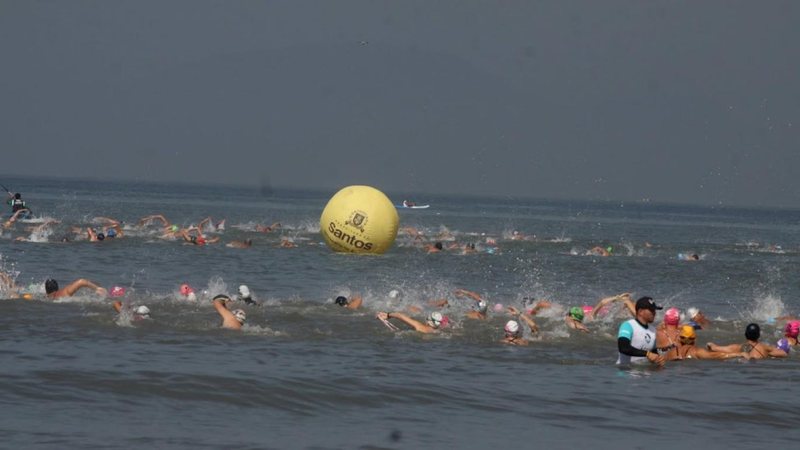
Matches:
[376,312,389,321]
[506,306,521,317]
[646,351,665,367]
[96,287,108,297]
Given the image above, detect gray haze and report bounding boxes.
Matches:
[2,1,799,207]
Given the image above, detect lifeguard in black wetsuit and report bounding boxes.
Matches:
[7,193,27,213]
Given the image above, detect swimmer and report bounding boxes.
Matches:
[502,306,539,345]
[180,228,219,246]
[667,326,747,361]
[198,217,225,233]
[179,283,197,301]
[454,289,488,320]
[138,214,171,228]
[655,308,682,360]
[685,307,711,329]
[424,242,443,253]
[255,222,281,233]
[3,208,30,229]
[6,192,27,214]
[236,285,257,305]
[587,246,611,257]
[565,307,589,333]
[335,295,363,310]
[782,321,799,347]
[278,237,297,248]
[226,239,253,248]
[375,311,447,334]
[45,278,107,299]
[592,293,636,319]
[522,298,552,316]
[212,295,246,330]
[616,297,665,367]
[112,301,151,321]
[706,323,788,359]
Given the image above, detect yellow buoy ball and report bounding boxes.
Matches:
[320,185,399,254]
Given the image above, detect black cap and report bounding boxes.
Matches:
[335,296,348,306]
[635,296,663,311]
[745,323,760,341]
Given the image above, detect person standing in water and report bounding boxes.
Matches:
[616,297,666,367]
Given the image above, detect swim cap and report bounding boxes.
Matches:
[493,303,504,312]
[784,321,800,339]
[110,286,126,297]
[232,309,246,324]
[745,323,760,341]
[106,228,117,238]
[45,279,59,294]
[170,225,179,232]
[664,308,680,326]
[679,325,696,339]
[504,320,520,336]
[388,289,400,299]
[476,300,488,314]
[568,306,584,323]
[582,305,594,316]
[335,296,348,306]
[180,284,194,296]
[687,307,699,320]
[238,285,251,299]
[97,233,105,241]
[196,236,206,245]
[776,338,791,353]
[135,305,150,317]
[428,311,443,328]
[22,293,33,300]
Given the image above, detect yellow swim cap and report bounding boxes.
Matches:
[679,325,696,339]
[22,293,33,300]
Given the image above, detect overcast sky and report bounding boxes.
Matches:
[2,1,799,207]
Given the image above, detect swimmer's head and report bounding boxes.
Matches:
[238,285,251,299]
[232,309,246,324]
[134,305,150,318]
[679,325,696,340]
[493,303,504,313]
[106,228,117,238]
[45,279,59,294]
[664,308,680,326]
[475,300,488,314]
[110,286,126,297]
[784,321,800,339]
[434,242,443,250]
[568,306,584,323]
[180,284,194,296]
[388,289,400,299]
[776,338,791,353]
[335,296,349,307]
[745,323,761,341]
[504,320,521,338]
[686,307,700,320]
[606,246,613,254]
[427,311,444,329]
[196,236,206,245]
[170,225,179,232]
[96,233,105,241]
[582,305,594,316]
[14,193,21,199]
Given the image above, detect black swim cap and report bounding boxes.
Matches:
[14,193,21,199]
[745,323,760,341]
[97,233,105,241]
[335,296,348,306]
[45,279,59,294]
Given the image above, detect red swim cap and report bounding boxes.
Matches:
[664,307,680,326]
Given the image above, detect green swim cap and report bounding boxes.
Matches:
[171,225,179,232]
[606,246,613,253]
[569,306,584,322]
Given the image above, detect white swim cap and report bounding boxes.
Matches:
[687,307,699,320]
[238,285,251,298]
[135,305,150,316]
[187,292,197,301]
[388,289,400,299]
[233,309,247,324]
[505,320,520,335]
[476,300,488,314]
[428,311,443,328]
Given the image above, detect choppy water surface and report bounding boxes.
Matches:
[2,176,800,448]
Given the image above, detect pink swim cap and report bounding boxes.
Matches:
[582,305,594,316]
[664,307,680,326]
[180,284,194,296]
[493,303,504,313]
[784,321,800,339]
[110,286,126,297]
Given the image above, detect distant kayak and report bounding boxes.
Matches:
[396,204,430,209]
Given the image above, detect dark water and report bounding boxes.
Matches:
[2,176,800,448]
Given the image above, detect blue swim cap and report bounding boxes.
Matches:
[106,228,117,238]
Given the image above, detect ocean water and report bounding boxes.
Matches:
[1,176,800,448]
